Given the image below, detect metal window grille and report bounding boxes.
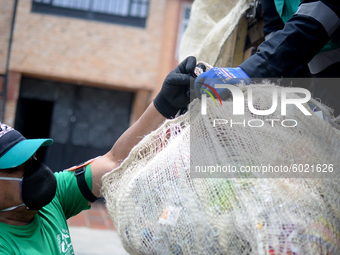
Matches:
[32,0,149,28]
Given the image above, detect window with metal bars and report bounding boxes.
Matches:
[32,0,149,28]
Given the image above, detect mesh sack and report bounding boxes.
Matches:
[179,0,251,65]
[101,83,340,255]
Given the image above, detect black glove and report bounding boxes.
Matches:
[154,56,196,118]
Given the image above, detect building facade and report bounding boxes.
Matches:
[0,0,192,170]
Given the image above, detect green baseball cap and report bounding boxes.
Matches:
[0,124,53,169]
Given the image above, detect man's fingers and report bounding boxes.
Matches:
[196,63,207,73]
[167,73,191,86]
[176,56,197,74]
[185,56,197,74]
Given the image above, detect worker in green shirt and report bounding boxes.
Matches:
[0,56,196,255]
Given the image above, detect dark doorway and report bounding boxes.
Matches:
[16,77,134,172]
[15,98,53,161]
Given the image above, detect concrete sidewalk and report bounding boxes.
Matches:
[67,200,129,255]
[69,226,129,255]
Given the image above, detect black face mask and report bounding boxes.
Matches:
[0,160,57,212]
[22,160,57,210]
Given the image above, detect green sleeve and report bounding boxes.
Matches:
[54,164,93,219]
[0,245,11,255]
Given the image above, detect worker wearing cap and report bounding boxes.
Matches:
[194,0,340,116]
[0,56,196,255]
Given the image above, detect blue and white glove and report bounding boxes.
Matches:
[194,67,251,100]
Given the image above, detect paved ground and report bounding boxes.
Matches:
[67,199,116,230]
[67,200,129,255]
[69,226,128,255]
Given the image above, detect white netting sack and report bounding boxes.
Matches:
[179,0,251,65]
[102,83,340,255]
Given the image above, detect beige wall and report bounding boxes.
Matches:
[3,0,190,125]
[0,0,15,75]
[9,0,167,91]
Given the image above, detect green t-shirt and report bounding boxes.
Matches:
[0,164,93,255]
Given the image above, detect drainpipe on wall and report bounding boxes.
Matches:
[1,0,18,123]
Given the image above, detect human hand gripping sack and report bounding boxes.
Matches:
[154,56,197,118]
[194,67,251,100]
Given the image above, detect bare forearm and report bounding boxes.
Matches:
[109,102,166,164]
[90,102,165,197]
